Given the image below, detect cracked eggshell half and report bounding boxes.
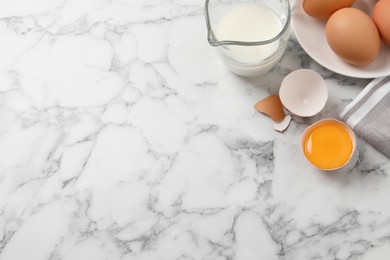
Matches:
[279,69,328,117]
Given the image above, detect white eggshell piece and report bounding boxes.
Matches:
[273,115,292,132]
[279,69,328,117]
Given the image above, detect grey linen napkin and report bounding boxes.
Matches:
[340,76,390,158]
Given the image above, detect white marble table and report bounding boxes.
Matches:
[1,1,390,260]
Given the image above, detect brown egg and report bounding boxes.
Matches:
[303,0,356,19]
[372,0,390,46]
[326,8,380,66]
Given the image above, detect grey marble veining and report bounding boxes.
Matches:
[0,0,390,260]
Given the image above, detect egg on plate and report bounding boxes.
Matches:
[372,0,390,46]
[303,0,356,19]
[325,8,380,66]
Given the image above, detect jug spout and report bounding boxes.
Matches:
[205,0,219,47]
[206,28,219,47]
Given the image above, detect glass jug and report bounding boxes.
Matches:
[205,0,295,77]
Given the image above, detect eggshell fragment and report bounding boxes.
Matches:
[279,69,328,117]
[273,115,292,132]
[254,95,285,122]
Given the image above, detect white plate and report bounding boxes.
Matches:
[291,0,390,79]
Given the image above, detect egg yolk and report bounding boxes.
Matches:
[303,122,353,170]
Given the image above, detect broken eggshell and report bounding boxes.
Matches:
[254,95,285,122]
[273,115,292,132]
[279,69,328,118]
[254,95,291,132]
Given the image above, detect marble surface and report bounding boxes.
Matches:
[1,1,390,260]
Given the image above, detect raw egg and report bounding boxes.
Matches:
[326,8,380,66]
[372,0,390,46]
[303,0,356,19]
